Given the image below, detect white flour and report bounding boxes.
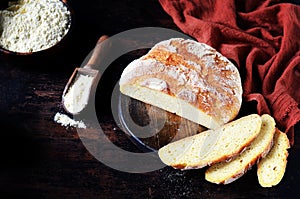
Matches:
[54,112,86,128]
[63,74,94,114]
[0,0,71,52]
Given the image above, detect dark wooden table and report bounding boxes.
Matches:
[1,0,300,198]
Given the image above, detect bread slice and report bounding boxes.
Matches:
[257,128,290,187]
[119,38,242,129]
[205,114,276,184]
[158,114,262,170]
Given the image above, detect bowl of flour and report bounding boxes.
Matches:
[0,0,72,55]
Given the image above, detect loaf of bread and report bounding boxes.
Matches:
[257,128,290,187]
[119,38,242,129]
[158,114,262,170]
[205,114,276,184]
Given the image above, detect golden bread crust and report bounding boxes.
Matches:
[120,38,242,128]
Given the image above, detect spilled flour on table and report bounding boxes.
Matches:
[157,167,205,199]
[54,112,86,129]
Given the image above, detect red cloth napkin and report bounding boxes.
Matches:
[159,0,300,145]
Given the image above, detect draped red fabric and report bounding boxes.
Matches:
[159,0,300,145]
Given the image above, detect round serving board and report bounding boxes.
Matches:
[117,93,207,151]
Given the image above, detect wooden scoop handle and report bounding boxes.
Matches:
[85,35,109,69]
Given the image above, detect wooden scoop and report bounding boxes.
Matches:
[62,35,109,115]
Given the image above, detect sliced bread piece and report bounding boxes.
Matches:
[158,114,262,170]
[257,128,290,187]
[205,114,276,184]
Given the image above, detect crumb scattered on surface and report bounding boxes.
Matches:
[54,112,86,129]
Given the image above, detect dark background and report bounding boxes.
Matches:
[0,0,300,198]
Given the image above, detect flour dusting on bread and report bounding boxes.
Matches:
[119,38,242,129]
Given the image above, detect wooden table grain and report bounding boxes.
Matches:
[0,0,299,198]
